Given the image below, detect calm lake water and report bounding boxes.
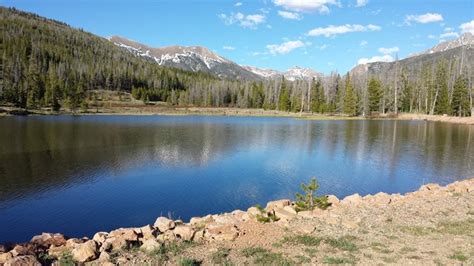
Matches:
[0,115,473,243]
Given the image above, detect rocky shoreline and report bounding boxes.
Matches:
[0,178,473,265]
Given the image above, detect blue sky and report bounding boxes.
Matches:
[2,0,473,74]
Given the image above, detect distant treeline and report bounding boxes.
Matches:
[1,7,472,116]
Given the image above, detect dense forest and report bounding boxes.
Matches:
[1,7,473,116]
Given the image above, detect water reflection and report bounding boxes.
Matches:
[0,116,472,243]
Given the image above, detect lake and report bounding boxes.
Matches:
[0,115,473,243]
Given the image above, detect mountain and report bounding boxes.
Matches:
[351,33,474,78]
[111,36,323,82]
[415,32,474,56]
[109,36,262,80]
[242,65,322,81]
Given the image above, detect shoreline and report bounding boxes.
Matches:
[1,178,472,265]
[1,105,473,125]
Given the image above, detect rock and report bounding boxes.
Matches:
[266,199,291,211]
[65,238,84,248]
[341,194,363,205]
[420,183,441,191]
[342,217,361,229]
[232,210,250,222]
[71,240,98,263]
[140,239,161,253]
[298,224,316,234]
[92,232,109,244]
[48,245,71,258]
[139,225,158,240]
[283,206,297,214]
[4,255,41,266]
[214,214,240,226]
[273,208,297,221]
[206,223,239,241]
[327,195,340,206]
[173,225,195,241]
[0,245,5,253]
[30,233,66,248]
[154,217,175,232]
[98,251,111,262]
[109,228,139,242]
[193,230,206,242]
[156,230,175,243]
[0,252,13,264]
[247,207,262,217]
[190,215,214,228]
[102,237,126,252]
[10,245,35,257]
[297,208,324,218]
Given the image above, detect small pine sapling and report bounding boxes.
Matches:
[295,177,331,212]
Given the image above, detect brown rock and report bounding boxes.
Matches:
[173,225,195,241]
[154,217,175,232]
[266,199,291,211]
[247,207,262,217]
[0,245,5,253]
[206,223,239,241]
[109,228,139,242]
[48,245,71,258]
[156,230,175,243]
[98,251,111,262]
[214,214,240,226]
[4,255,41,266]
[341,194,363,205]
[92,232,109,244]
[139,224,158,240]
[420,183,441,191]
[65,238,84,248]
[10,245,35,257]
[140,239,161,253]
[0,252,13,264]
[327,195,340,206]
[193,230,206,242]
[273,208,297,221]
[30,233,66,248]
[283,206,297,214]
[71,240,98,263]
[232,210,250,222]
[190,215,214,228]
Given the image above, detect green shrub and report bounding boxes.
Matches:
[295,177,331,212]
[254,204,279,223]
[211,247,231,264]
[179,257,201,266]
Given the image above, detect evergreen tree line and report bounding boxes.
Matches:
[1,7,472,117]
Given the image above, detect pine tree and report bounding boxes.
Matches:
[343,74,357,116]
[367,77,382,114]
[278,77,290,111]
[451,75,470,117]
[435,62,451,115]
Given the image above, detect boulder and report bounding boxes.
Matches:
[193,230,206,242]
[205,223,239,241]
[341,194,363,205]
[30,233,67,248]
[214,214,239,226]
[247,207,262,217]
[420,183,441,191]
[297,208,324,218]
[65,238,84,248]
[139,225,158,240]
[190,215,214,228]
[140,239,161,253]
[71,240,98,263]
[0,245,5,253]
[266,199,291,211]
[108,228,139,242]
[273,208,297,221]
[48,245,70,258]
[156,230,175,243]
[154,217,175,232]
[10,245,35,257]
[173,225,195,241]
[0,252,13,264]
[98,251,111,262]
[92,232,109,244]
[283,206,297,214]
[102,237,126,252]
[232,210,250,222]
[327,195,340,206]
[4,255,41,266]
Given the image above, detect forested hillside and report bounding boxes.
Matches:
[1,7,472,116]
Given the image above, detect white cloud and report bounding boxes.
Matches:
[439,32,459,39]
[277,10,303,20]
[405,13,443,24]
[223,46,236,50]
[266,40,305,55]
[235,2,243,6]
[378,46,399,54]
[360,40,368,46]
[358,54,394,65]
[428,34,436,39]
[273,0,340,14]
[307,24,381,37]
[219,12,266,29]
[444,27,453,32]
[356,0,368,7]
[460,20,474,34]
